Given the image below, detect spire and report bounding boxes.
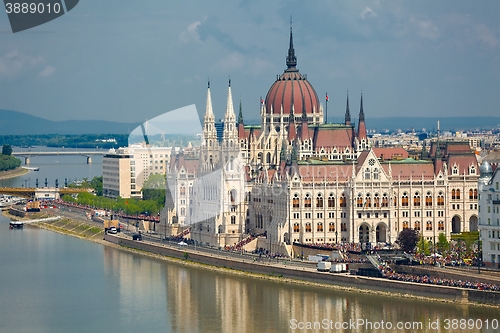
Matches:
[238,99,243,125]
[359,92,365,122]
[286,16,297,70]
[226,78,235,117]
[345,92,351,125]
[205,79,214,117]
[357,92,367,141]
[300,96,309,140]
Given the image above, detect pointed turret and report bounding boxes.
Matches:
[237,99,245,139]
[299,97,309,140]
[286,17,297,70]
[288,110,296,141]
[202,80,217,142]
[345,92,351,126]
[357,93,367,141]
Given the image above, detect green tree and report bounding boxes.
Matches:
[417,236,432,256]
[436,233,449,253]
[396,229,419,253]
[2,144,12,156]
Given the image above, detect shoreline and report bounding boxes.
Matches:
[4,211,499,308]
[0,167,29,180]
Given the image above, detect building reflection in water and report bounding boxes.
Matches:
[104,247,499,333]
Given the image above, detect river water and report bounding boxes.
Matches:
[0,151,499,333]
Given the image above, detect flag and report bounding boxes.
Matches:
[325,93,329,102]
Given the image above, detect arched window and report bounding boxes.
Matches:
[382,193,389,207]
[452,189,456,200]
[438,221,444,230]
[469,189,474,200]
[230,216,236,224]
[266,152,271,164]
[229,189,237,204]
[329,222,335,232]
[473,189,477,199]
[340,194,347,207]
[373,193,380,208]
[437,192,444,206]
[373,168,379,180]
[328,194,335,208]
[426,221,432,231]
[414,221,421,231]
[304,194,311,208]
[316,193,323,208]
[293,193,300,208]
[365,193,371,208]
[413,192,420,206]
[341,222,347,231]
[180,185,186,197]
[402,192,409,206]
[357,193,363,208]
[305,223,312,232]
[425,192,432,206]
[365,168,371,179]
[317,222,323,232]
[403,221,409,229]
[456,189,461,199]
[293,223,300,233]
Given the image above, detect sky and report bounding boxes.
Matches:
[0,0,499,125]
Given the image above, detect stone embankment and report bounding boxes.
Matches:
[5,210,500,307]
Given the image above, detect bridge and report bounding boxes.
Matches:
[0,187,94,198]
[12,151,107,164]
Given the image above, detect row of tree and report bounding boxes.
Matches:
[0,134,129,148]
[62,192,164,216]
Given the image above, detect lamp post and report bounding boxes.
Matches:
[478,231,482,274]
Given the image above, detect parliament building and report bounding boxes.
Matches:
[160,27,479,255]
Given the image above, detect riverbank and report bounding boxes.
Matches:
[4,210,499,307]
[0,167,29,180]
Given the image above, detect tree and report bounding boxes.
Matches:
[2,144,12,156]
[396,229,419,253]
[417,236,432,256]
[436,233,449,253]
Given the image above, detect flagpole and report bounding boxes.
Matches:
[325,93,328,124]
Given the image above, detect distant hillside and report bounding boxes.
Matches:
[0,109,140,135]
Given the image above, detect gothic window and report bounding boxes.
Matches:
[365,168,371,180]
[437,192,444,206]
[341,222,347,231]
[357,193,363,208]
[382,193,389,207]
[266,152,271,164]
[329,222,335,232]
[230,189,237,204]
[414,221,421,231]
[452,165,458,175]
[328,193,335,208]
[413,192,420,206]
[230,216,236,224]
[340,194,347,207]
[293,193,300,208]
[180,186,186,197]
[426,221,432,231]
[304,194,312,208]
[305,223,312,232]
[403,221,409,229]
[293,223,300,233]
[438,221,444,230]
[314,193,322,208]
[373,168,379,180]
[373,193,380,208]
[365,193,371,208]
[425,192,432,206]
[473,189,477,199]
[402,192,409,206]
[317,223,323,232]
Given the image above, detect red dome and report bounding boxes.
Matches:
[264,25,320,116]
[265,69,320,115]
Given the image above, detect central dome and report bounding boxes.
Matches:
[264,25,321,118]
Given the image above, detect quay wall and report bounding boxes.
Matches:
[394,265,499,285]
[105,235,500,306]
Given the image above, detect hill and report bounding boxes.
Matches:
[0,109,140,135]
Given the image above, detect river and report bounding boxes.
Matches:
[0,151,499,333]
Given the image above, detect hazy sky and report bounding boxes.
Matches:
[0,1,499,124]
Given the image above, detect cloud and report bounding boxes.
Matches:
[360,7,376,20]
[474,23,499,47]
[179,20,203,43]
[0,51,44,79]
[38,65,56,77]
[415,18,440,40]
